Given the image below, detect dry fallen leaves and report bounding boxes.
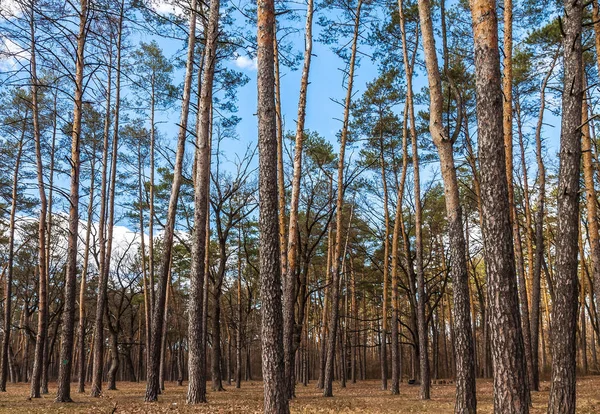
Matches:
[0,376,599,413]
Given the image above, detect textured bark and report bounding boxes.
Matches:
[323,0,362,398]
[283,0,314,399]
[530,51,557,392]
[416,0,475,409]
[0,115,26,392]
[145,0,197,401]
[469,0,529,411]
[55,0,87,402]
[547,0,582,409]
[256,0,289,412]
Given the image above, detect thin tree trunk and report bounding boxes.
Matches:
[139,138,151,379]
[159,259,173,391]
[531,50,558,392]
[92,2,124,396]
[145,0,197,401]
[55,0,87,402]
[77,146,96,393]
[29,6,48,396]
[274,21,287,284]
[283,0,314,399]
[323,0,363,398]
[317,182,333,389]
[89,45,112,396]
[503,0,534,392]
[236,231,243,389]
[41,92,58,395]
[0,115,26,392]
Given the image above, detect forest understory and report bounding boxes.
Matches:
[1,377,599,413]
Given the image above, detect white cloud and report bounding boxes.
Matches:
[233,54,257,71]
[0,36,29,71]
[0,0,22,18]
[150,0,184,17]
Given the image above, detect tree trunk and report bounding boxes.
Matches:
[317,187,333,390]
[547,0,583,409]
[582,71,600,344]
[236,232,243,389]
[106,320,119,390]
[55,0,87,402]
[145,0,198,401]
[323,0,363,398]
[469,0,529,411]
[256,0,290,411]
[77,146,96,393]
[530,50,558,392]
[416,0,475,408]
[92,2,124,396]
[28,3,48,397]
[283,0,314,399]
[0,115,26,392]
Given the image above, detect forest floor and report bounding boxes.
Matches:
[1,376,599,413]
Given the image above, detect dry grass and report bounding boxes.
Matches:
[1,377,599,413]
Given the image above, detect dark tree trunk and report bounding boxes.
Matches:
[106,325,119,390]
[547,0,583,411]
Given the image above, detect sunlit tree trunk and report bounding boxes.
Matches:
[416,0,475,408]
[256,0,290,412]
[469,0,529,411]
